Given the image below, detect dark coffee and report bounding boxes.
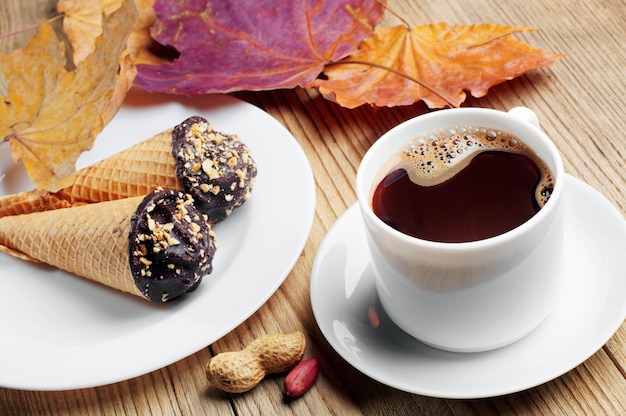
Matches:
[372,126,554,243]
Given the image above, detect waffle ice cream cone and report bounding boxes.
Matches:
[0,189,217,303]
[0,116,257,223]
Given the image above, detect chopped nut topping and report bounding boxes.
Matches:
[167,235,181,246]
[201,159,213,176]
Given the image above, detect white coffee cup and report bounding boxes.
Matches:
[356,107,564,352]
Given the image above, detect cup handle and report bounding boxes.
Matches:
[507,107,540,128]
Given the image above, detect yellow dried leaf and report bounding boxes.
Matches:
[57,0,124,64]
[59,0,159,65]
[0,0,138,191]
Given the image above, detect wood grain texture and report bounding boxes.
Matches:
[0,0,624,414]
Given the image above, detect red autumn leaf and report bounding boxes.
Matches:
[315,23,564,108]
[133,0,385,95]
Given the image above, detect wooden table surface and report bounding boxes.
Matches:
[1,0,625,414]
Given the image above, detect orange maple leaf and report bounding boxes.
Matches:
[315,23,564,108]
[0,0,137,191]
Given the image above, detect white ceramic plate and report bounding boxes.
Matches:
[310,175,626,399]
[0,90,315,391]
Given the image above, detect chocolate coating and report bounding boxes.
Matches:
[128,189,217,303]
[172,116,257,223]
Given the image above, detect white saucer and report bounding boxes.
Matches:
[310,175,626,399]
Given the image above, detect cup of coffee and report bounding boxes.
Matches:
[356,107,564,352]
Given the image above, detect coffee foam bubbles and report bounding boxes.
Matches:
[395,126,554,207]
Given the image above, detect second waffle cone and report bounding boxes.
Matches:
[0,129,177,219]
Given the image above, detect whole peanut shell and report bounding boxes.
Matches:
[206,331,306,393]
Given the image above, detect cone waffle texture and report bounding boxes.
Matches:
[58,129,179,204]
[0,196,145,297]
[0,128,178,218]
[0,189,74,217]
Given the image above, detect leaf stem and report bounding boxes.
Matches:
[0,13,64,41]
[326,59,458,108]
[378,0,411,29]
